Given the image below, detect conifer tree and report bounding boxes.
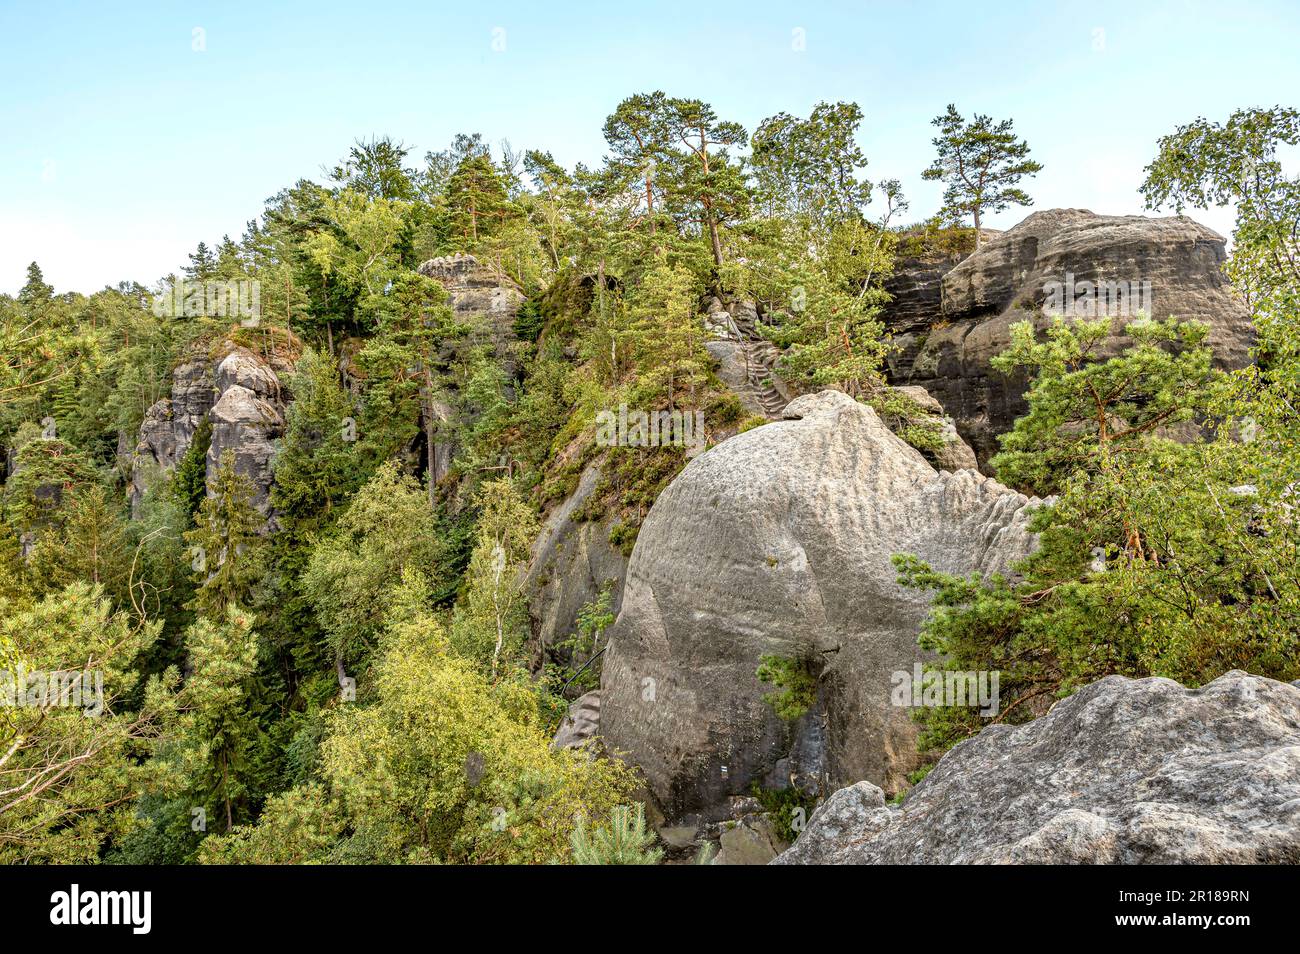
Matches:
[184,450,263,615]
[921,105,1042,247]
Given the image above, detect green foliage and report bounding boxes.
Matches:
[921,104,1042,241]
[314,605,634,863]
[2,435,98,540]
[171,417,212,518]
[16,92,1288,868]
[866,388,946,453]
[990,316,1219,497]
[751,784,815,844]
[0,583,173,863]
[755,653,818,720]
[184,450,263,615]
[27,485,133,607]
[302,462,443,669]
[1141,106,1300,322]
[270,348,365,535]
[449,478,538,673]
[751,101,873,233]
[197,783,345,864]
[895,311,1300,753]
[553,581,616,695]
[569,803,663,865]
[171,605,263,832]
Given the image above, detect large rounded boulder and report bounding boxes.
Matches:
[599,390,1043,821]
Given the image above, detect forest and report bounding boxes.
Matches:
[1,91,1298,865]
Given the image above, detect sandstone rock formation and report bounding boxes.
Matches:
[551,690,602,750]
[128,353,215,516]
[703,298,793,419]
[417,252,526,332]
[884,210,1254,464]
[598,390,1043,822]
[775,670,1300,864]
[128,343,292,528]
[526,464,629,661]
[416,253,525,481]
[207,349,288,527]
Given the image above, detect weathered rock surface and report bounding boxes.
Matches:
[418,252,526,332]
[885,210,1254,464]
[552,691,602,750]
[599,390,1043,821]
[128,354,215,515]
[775,670,1300,864]
[128,343,291,528]
[713,816,786,865]
[206,346,291,528]
[416,253,526,481]
[703,298,793,419]
[526,463,629,661]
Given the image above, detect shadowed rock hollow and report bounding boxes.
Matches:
[775,670,1300,864]
[598,390,1043,821]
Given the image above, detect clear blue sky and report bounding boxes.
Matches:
[2,0,1297,294]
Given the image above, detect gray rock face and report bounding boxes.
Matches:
[418,253,526,330]
[599,390,1043,821]
[128,355,215,515]
[885,210,1254,465]
[713,816,786,865]
[703,298,792,419]
[416,254,525,478]
[775,670,1300,864]
[206,347,289,527]
[552,691,602,750]
[526,463,629,661]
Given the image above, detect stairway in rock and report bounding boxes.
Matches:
[711,301,792,419]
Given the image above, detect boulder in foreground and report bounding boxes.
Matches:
[774,670,1300,864]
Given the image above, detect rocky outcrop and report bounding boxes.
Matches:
[890,385,979,472]
[703,298,793,419]
[128,354,215,515]
[598,390,1043,822]
[418,252,526,331]
[416,254,526,481]
[776,670,1300,864]
[713,815,787,865]
[552,690,602,750]
[526,463,629,661]
[127,343,292,528]
[884,210,1254,464]
[206,346,291,527]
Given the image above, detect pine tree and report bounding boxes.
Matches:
[921,105,1042,247]
[184,450,263,615]
[29,485,133,606]
[569,804,663,865]
[179,604,262,831]
[184,242,218,281]
[18,261,54,304]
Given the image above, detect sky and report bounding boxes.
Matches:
[2,0,1298,295]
